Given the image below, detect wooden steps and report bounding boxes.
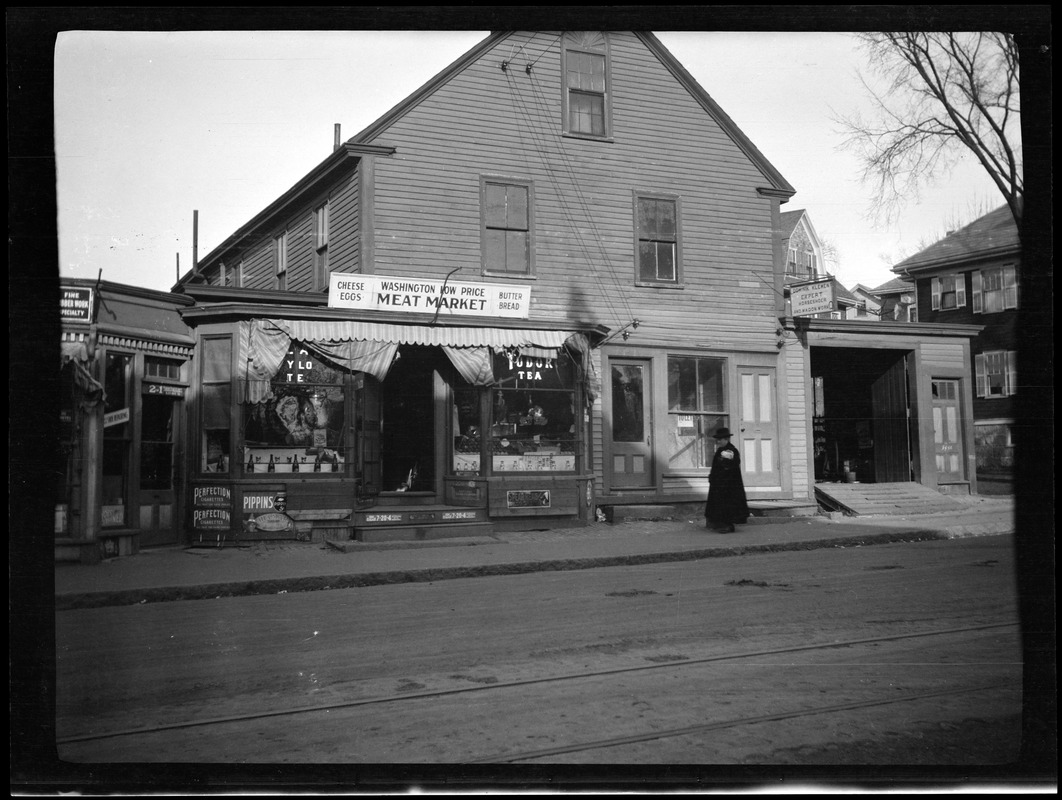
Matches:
[815,482,967,516]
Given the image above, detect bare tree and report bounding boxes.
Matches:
[837,32,1022,234]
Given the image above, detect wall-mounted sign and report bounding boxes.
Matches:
[103,408,130,428]
[59,287,94,323]
[329,274,532,319]
[790,279,835,317]
[192,484,233,531]
[143,382,186,398]
[507,489,551,508]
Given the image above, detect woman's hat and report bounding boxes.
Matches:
[713,428,732,439]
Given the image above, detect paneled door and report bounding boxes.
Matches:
[931,379,965,482]
[609,360,653,489]
[737,367,779,487]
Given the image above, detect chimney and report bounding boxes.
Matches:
[334,124,341,152]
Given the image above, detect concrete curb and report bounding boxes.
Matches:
[54,529,950,611]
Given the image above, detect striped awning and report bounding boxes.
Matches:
[271,319,579,351]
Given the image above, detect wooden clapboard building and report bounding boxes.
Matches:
[170,31,983,546]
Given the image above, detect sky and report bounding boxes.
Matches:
[53,29,1009,294]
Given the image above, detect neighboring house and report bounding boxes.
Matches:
[855,277,918,322]
[890,204,1020,481]
[780,209,824,283]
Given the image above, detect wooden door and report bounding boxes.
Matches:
[737,367,779,486]
[931,379,965,481]
[354,374,382,497]
[137,393,180,546]
[608,360,653,489]
[871,353,913,482]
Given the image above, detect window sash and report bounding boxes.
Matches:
[483,181,531,275]
[637,196,678,283]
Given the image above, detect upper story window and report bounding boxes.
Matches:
[482,178,532,276]
[314,202,330,292]
[635,194,680,285]
[786,248,798,275]
[972,264,1018,313]
[975,350,1017,398]
[562,33,610,139]
[275,232,288,291]
[805,249,818,278]
[930,274,966,310]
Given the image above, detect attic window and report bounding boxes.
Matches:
[562,33,611,139]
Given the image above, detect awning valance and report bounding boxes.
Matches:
[236,319,595,405]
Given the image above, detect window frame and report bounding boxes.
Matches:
[633,191,682,287]
[561,33,612,141]
[665,354,729,471]
[480,176,535,278]
[975,349,1017,398]
[274,231,288,291]
[314,202,330,292]
[199,335,233,475]
[972,264,1019,313]
[930,274,967,310]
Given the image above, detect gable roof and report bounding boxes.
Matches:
[891,205,1019,275]
[778,209,804,240]
[869,276,915,296]
[351,31,795,199]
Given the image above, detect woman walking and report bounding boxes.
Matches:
[705,428,749,532]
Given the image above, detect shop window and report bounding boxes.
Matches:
[480,350,578,473]
[102,352,132,526]
[975,350,1017,398]
[241,344,346,474]
[452,386,482,475]
[314,202,330,291]
[972,264,1018,313]
[200,337,231,473]
[482,179,532,276]
[666,356,727,470]
[636,194,680,285]
[562,33,610,138]
[931,274,966,310]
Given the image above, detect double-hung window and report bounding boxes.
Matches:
[563,33,610,139]
[482,178,532,276]
[972,264,1018,313]
[930,274,966,310]
[975,350,1017,398]
[275,232,288,291]
[636,194,680,285]
[314,203,330,291]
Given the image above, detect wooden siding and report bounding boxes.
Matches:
[285,213,315,293]
[361,32,781,354]
[328,169,361,274]
[785,337,812,499]
[240,236,277,290]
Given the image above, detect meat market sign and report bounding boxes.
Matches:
[790,279,835,317]
[329,274,531,319]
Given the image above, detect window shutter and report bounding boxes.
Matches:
[955,274,966,307]
[1004,265,1019,309]
[971,270,983,313]
[974,354,987,398]
[1005,351,1017,396]
[931,277,941,310]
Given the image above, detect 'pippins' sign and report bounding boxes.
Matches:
[328,274,531,319]
[790,279,835,317]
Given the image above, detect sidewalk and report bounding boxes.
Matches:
[54,495,1015,610]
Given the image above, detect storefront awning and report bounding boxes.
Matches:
[236,319,594,404]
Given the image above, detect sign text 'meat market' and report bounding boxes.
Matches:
[328,274,531,319]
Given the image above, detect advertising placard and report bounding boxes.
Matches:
[790,279,835,317]
[329,274,531,319]
[192,484,233,531]
[59,286,94,323]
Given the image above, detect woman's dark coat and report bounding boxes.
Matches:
[705,441,749,526]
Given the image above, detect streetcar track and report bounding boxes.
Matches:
[469,681,1016,763]
[57,620,1018,746]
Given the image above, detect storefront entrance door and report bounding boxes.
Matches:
[137,393,179,547]
[609,360,653,489]
[737,366,779,487]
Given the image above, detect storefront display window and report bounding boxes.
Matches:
[200,337,231,473]
[667,355,727,469]
[476,350,578,473]
[241,344,346,474]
